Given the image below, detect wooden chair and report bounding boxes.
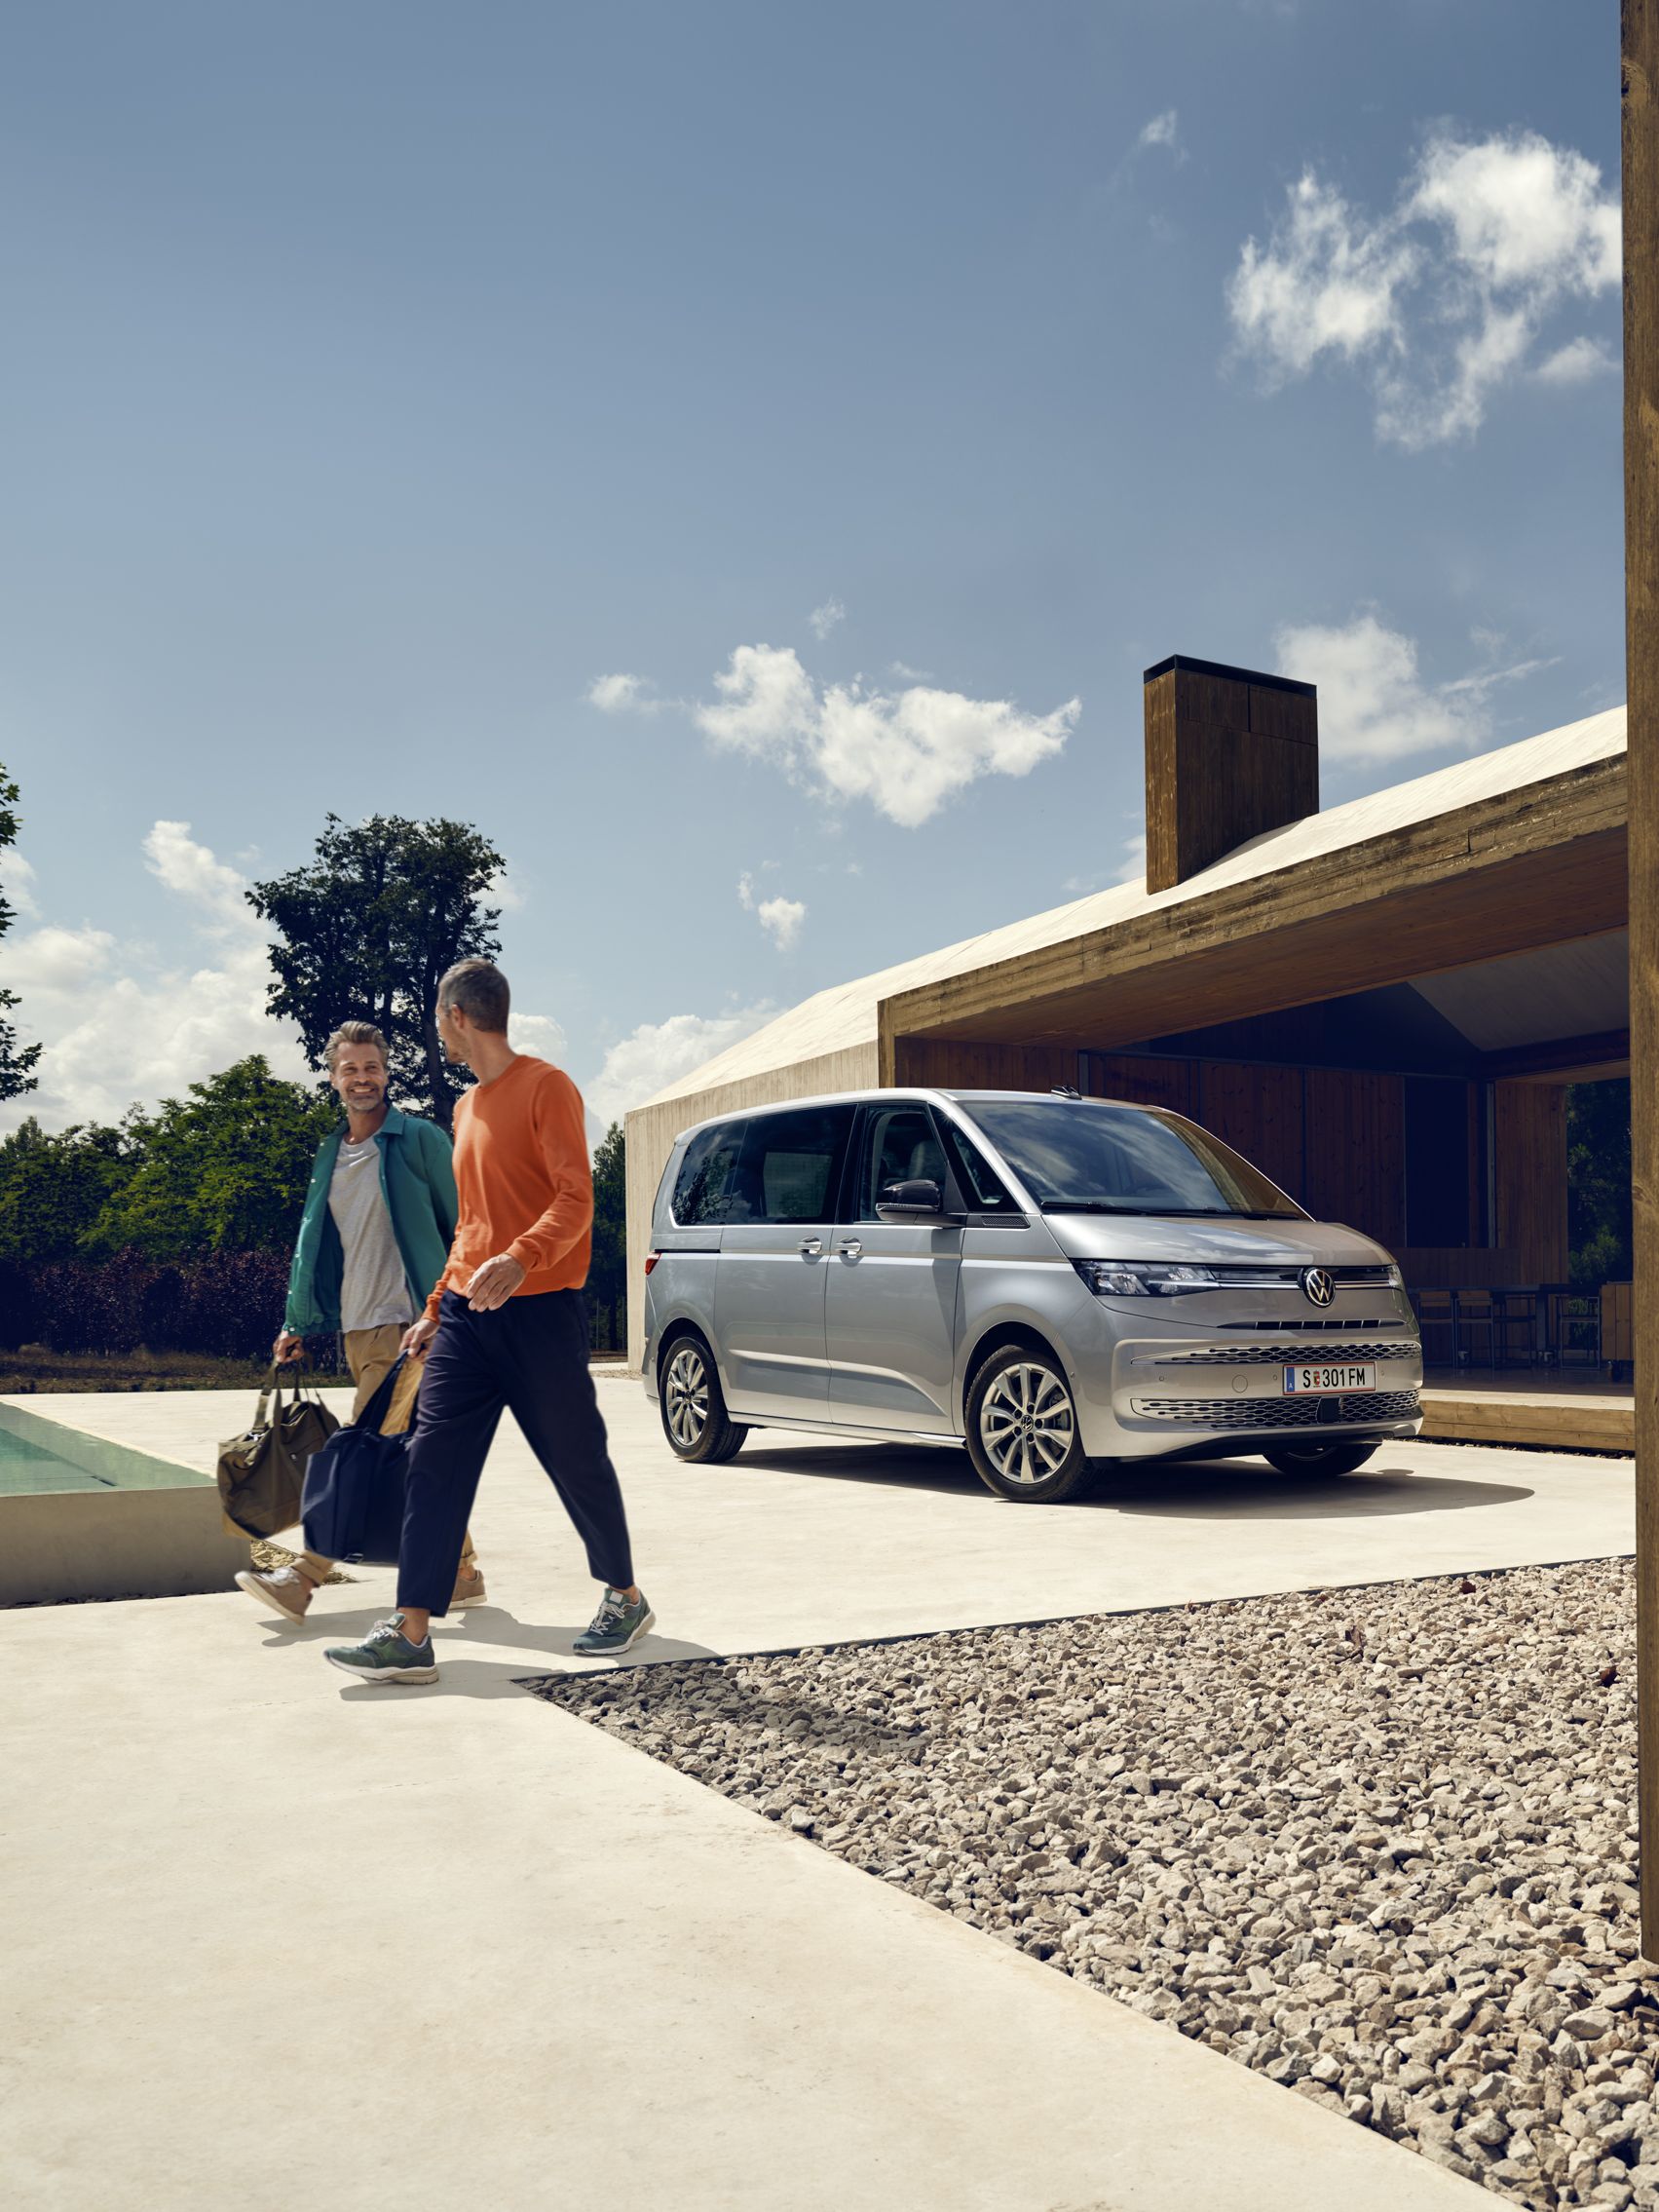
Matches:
[1412,1287,1456,1369]
[1454,1289,1499,1369]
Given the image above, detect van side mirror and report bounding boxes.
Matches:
[876,1177,948,1222]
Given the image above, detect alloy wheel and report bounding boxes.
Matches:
[979,1361,1075,1487]
[664,1343,710,1450]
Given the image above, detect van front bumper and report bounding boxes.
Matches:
[1094,1332,1424,1460]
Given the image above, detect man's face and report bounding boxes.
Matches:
[435,996,467,1064]
[332,1046,389,1114]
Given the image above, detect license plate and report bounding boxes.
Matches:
[1283,1362,1377,1395]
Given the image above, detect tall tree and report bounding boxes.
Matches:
[588,1121,626,1353]
[247,815,504,1127]
[92,1057,337,1259]
[0,766,41,1100]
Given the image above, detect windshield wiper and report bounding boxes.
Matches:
[1037,1201,1233,1216]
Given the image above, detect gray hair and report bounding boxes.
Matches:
[438,959,510,1033]
[324,1021,390,1071]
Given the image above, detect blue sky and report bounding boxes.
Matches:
[0,0,1625,1134]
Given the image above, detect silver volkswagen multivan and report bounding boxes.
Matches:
[642,1088,1423,1503]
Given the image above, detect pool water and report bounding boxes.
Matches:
[0,1404,203,1495]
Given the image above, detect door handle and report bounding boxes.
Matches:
[798,1237,823,1256]
[838,1239,863,1258]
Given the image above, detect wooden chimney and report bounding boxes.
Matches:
[1142,655,1318,894]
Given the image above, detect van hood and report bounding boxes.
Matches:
[1039,1212,1393,1269]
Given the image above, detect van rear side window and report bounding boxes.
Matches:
[672,1123,743,1225]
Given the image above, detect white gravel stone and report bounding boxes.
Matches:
[532,1556,1659,2211]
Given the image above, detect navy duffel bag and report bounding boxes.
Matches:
[300,1356,414,1567]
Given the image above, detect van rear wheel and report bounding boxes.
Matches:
[1263,1439,1379,1476]
[965,1347,1093,1503]
[660,1333,747,1464]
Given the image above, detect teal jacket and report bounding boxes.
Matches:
[283,1107,459,1336]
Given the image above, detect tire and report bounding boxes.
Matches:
[659,1332,748,1465]
[964,1345,1094,1503]
[1262,1439,1380,1477]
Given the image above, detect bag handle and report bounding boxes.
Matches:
[250,1360,293,1435]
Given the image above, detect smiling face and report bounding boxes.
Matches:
[331,1041,389,1115]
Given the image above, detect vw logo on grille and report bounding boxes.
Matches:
[1301,1267,1336,1308]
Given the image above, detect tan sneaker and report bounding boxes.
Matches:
[451,1565,487,1609]
[235,1565,316,1623]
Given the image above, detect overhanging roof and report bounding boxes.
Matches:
[642,705,1628,1108]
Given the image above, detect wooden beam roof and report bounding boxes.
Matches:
[879,753,1628,1070]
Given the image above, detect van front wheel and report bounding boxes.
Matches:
[660,1334,748,1465]
[965,1348,1093,1503]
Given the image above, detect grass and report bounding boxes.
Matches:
[0,1348,353,1394]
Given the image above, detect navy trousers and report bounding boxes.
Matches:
[396,1288,634,1615]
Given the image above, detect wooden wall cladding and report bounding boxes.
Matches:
[892,1037,1077,1092]
[1085,1055,1196,1114]
[1493,1080,1568,1281]
[1302,1068,1407,1248]
[1198,1061,1307,1201]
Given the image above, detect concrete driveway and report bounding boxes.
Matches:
[2,1379,1628,2211]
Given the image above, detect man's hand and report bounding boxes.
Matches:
[464,1253,526,1312]
[273,1330,305,1365]
[400,1313,439,1360]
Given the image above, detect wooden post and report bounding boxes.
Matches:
[1625,0,1659,1958]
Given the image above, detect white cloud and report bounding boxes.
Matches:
[1270,613,1554,766]
[4,854,40,920]
[807,596,846,641]
[0,822,310,1132]
[737,872,807,952]
[143,819,251,932]
[586,672,661,714]
[1534,334,1619,385]
[511,1011,568,1061]
[1136,110,1183,159]
[585,1005,773,1129]
[696,643,1078,828]
[1062,833,1146,897]
[889,661,932,681]
[486,862,526,913]
[1227,129,1620,446]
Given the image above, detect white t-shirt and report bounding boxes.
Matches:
[328,1135,416,1334]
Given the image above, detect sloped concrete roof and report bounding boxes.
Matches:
[645,706,1628,1107]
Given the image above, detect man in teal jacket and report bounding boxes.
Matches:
[235,1020,482,1624]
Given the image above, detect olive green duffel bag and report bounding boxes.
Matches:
[217,1366,341,1540]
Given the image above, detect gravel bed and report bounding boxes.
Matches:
[531,1559,1659,2209]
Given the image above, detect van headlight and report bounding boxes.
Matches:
[1074,1260,1220,1298]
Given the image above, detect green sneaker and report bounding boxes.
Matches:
[573,1586,655,1658]
[323,1613,438,1685]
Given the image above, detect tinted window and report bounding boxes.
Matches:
[936,1116,1019,1214]
[852,1103,949,1222]
[671,1123,744,1225]
[962,1099,1305,1218]
[728,1105,854,1226]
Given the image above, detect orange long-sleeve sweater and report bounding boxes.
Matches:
[423,1056,592,1319]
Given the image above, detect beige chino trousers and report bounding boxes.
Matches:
[295,1323,479,1587]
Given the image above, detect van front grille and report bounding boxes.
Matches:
[1131,1391,1420,1430]
[1158,1342,1420,1366]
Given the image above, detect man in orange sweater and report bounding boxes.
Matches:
[324,959,650,1685]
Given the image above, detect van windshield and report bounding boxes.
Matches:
[961,1099,1306,1219]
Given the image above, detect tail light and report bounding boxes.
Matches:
[644,1251,660,1276]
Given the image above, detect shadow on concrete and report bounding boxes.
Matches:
[734,1441,1532,1520]
[1102,1465,1533,1519]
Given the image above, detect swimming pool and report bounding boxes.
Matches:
[0,1401,206,1496]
